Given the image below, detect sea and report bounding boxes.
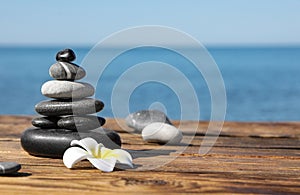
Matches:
[0,46,299,121]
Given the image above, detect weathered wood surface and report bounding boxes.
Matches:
[0,115,299,194]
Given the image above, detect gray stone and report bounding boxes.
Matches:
[125,110,172,132]
[58,115,106,131]
[41,80,94,99]
[142,122,183,144]
[32,116,61,129]
[21,127,121,158]
[35,98,104,116]
[49,61,86,80]
[0,162,21,175]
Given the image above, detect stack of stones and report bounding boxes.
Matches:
[21,49,121,158]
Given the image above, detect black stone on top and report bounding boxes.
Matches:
[56,48,76,62]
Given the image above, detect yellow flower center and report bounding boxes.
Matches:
[91,146,118,159]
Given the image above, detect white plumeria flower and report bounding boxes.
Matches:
[63,137,133,172]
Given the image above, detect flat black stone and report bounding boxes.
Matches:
[32,116,61,129]
[35,98,104,116]
[125,110,172,132]
[58,115,106,131]
[56,48,76,62]
[21,127,121,158]
[0,162,21,175]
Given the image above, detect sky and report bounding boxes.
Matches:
[0,0,300,46]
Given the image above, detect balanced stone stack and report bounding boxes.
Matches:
[21,49,121,158]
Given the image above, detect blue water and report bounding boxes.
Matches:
[0,46,299,121]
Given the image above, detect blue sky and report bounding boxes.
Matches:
[0,0,300,46]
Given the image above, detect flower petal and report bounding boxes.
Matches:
[87,157,117,172]
[100,147,133,168]
[63,147,92,168]
[70,137,98,154]
[112,149,133,168]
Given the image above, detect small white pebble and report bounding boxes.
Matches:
[141,122,182,144]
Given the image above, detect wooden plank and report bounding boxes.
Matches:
[106,118,300,138]
[1,115,300,138]
[0,115,299,194]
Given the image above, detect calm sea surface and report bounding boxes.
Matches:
[0,46,299,121]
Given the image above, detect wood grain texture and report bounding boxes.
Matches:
[0,115,299,194]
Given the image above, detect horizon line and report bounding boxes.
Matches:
[1,43,300,49]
